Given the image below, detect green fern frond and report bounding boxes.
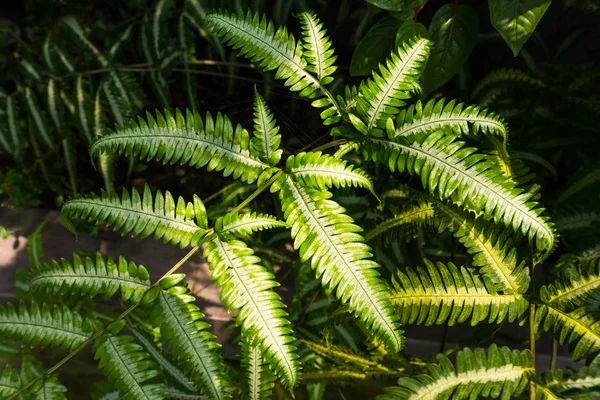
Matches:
[389,260,528,326]
[363,130,556,252]
[379,344,533,400]
[204,236,299,388]
[203,10,342,125]
[62,184,208,248]
[0,365,21,398]
[240,340,276,400]
[537,366,600,400]
[5,96,22,161]
[391,98,508,141]
[364,201,435,243]
[30,253,150,304]
[432,199,530,294]
[93,334,166,400]
[25,87,54,149]
[20,355,68,400]
[274,174,403,352]
[149,286,232,399]
[286,151,375,194]
[354,38,430,135]
[302,339,390,373]
[90,109,274,184]
[75,74,94,144]
[251,88,282,167]
[555,209,600,233]
[298,11,337,84]
[215,212,286,239]
[535,305,600,361]
[472,68,543,99]
[0,300,92,351]
[541,257,600,310]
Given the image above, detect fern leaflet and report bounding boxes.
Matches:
[298,11,337,84]
[215,212,286,239]
[540,257,600,310]
[240,340,275,400]
[250,88,282,167]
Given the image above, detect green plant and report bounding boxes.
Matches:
[2,6,600,400]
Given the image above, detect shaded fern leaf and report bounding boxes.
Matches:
[25,87,54,149]
[355,38,430,136]
[240,340,276,400]
[298,11,338,84]
[93,334,166,400]
[150,286,233,399]
[391,98,508,141]
[250,88,282,166]
[90,109,274,184]
[21,355,68,400]
[364,201,435,243]
[302,339,390,373]
[274,174,403,352]
[0,364,21,398]
[30,252,151,304]
[0,300,92,351]
[537,365,600,400]
[204,236,299,388]
[379,344,533,400]
[215,212,286,239]
[62,184,207,248]
[389,260,528,326]
[362,130,556,252]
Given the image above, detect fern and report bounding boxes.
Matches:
[29,253,151,304]
[203,235,299,388]
[274,173,403,352]
[363,129,556,251]
[540,257,600,310]
[298,11,337,84]
[0,365,21,398]
[62,184,208,248]
[537,366,600,400]
[250,88,282,167]
[0,300,93,351]
[240,340,276,400]
[93,333,166,400]
[20,355,68,400]
[214,212,286,239]
[364,201,435,243]
[149,286,232,399]
[90,109,274,184]
[379,344,533,399]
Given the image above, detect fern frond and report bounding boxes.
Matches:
[432,199,530,294]
[379,344,533,400]
[75,74,94,144]
[286,151,375,194]
[149,286,232,399]
[541,257,600,310]
[21,355,68,400]
[90,109,274,184]
[30,253,150,304]
[537,366,600,400]
[355,38,430,135]
[472,68,543,99]
[275,174,403,352]
[5,96,22,161]
[301,369,367,382]
[535,305,600,361]
[0,300,92,351]
[302,339,390,373]
[555,209,600,233]
[215,212,286,239]
[0,365,21,398]
[389,260,528,326]
[363,130,556,252]
[298,11,337,84]
[391,98,508,141]
[62,184,208,248]
[25,87,54,149]
[364,201,435,242]
[93,334,166,400]
[240,339,276,400]
[204,236,299,388]
[250,88,282,167]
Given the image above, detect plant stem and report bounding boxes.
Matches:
[230,170,283,215]
[550,339,557,371]
[528,238,536,400]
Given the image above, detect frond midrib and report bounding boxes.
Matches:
[394,115,507,138]
[545,305,600,344]
[220,218,284,235]
[303,14,324,79]
[104,335,154,400]
[546,276,600,306]
[289,166,370,186]
[29,272,149,290]
[389,292,524,301]
[364,204,433,242]
[249,346,262,400]
[0,320,88,340]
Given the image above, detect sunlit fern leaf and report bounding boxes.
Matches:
[362,130,556,252]
[431,198,530,294]
[30,252,151,304]
[203,10,342,125]
[215,212,286,239]
[472,68,543,100]
[250,88,282,166]
[389,260,528,326]
[90,109,274,184]
[302,339,391,373]
[20,354,68,400]
[240,339,276,400]
[204,236,299,388]
[536,305,600,361]
[62,184,208,248]
[379,344,533,400]
[541,257,600,311]
[93,334,166,400]
[25,87,54,149]
[0,365,21,398]
[536,365,600,400]
[364,201,435,243]
[354,38,430,136]
[0,300,92,351]
[485,136,534,185]
[286,151,375,195]
[274,174,403,353]
[391,98,508,142]
[298,11,338,84]
[149,287,232,399]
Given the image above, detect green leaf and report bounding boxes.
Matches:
[298,11,338,84]
[25,87,54,149]
[366,0,423,11]
[422,4,478,92]
[250,88,282,166]
[350,17,401,77]
[240,339,275,400]
[489,0,551,57]
[395,20,429,47]
[536,365,600,400]
[0,365,21,398]
[215,212,286,239]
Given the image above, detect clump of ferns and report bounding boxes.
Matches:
[3,8,600,400]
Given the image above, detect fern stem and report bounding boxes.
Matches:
[550,339,557,371]
[302,138,348,153]
[528,238,536,400]
[230,170,283,215]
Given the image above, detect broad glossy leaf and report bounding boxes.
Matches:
[489,0,551,56]
[395,20,429,47]
[422,4,478,92]
[350,17,400,77]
